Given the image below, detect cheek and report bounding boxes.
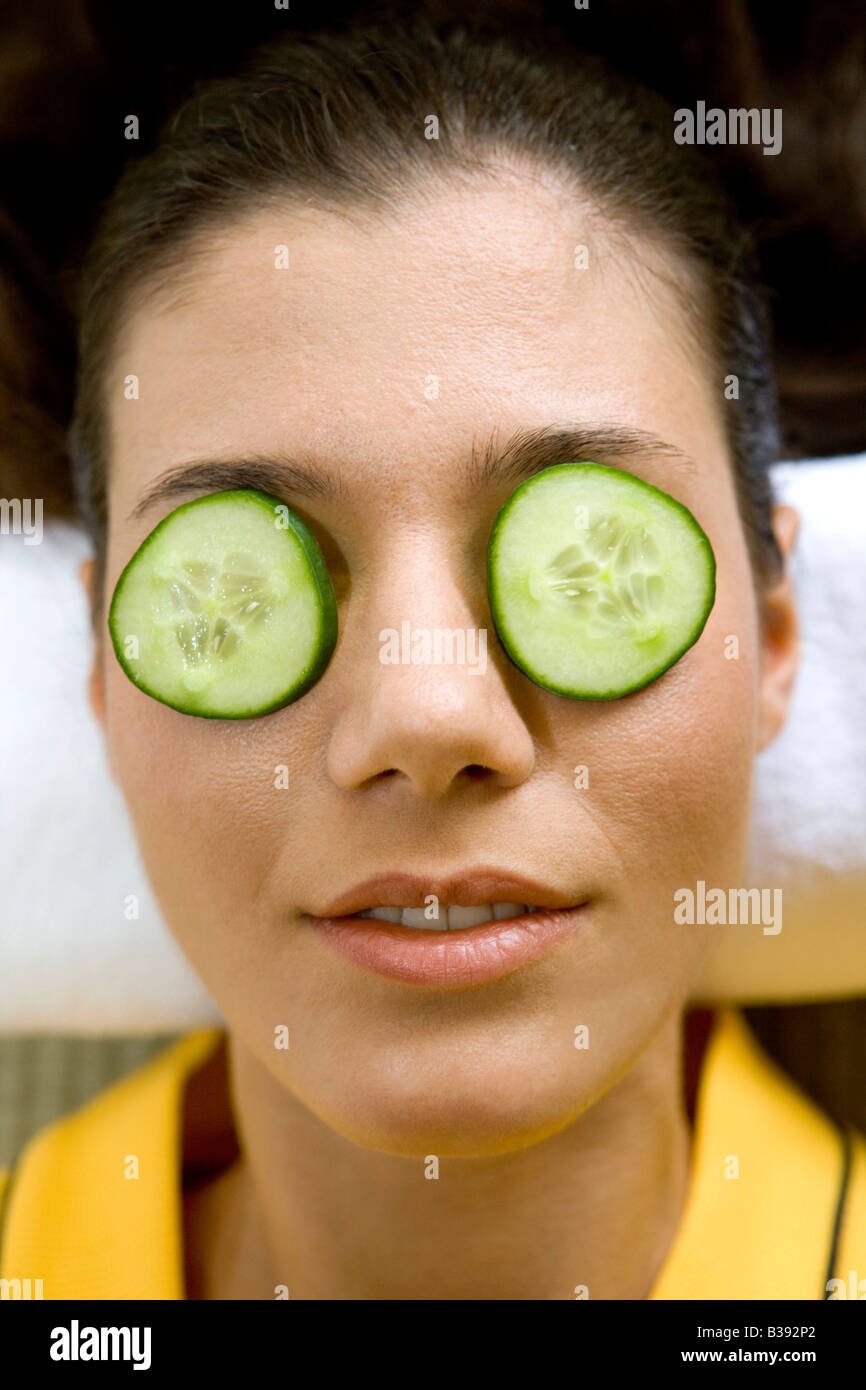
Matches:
[647,530,760,875]
[104,659,323,950]
[547,532,761,961]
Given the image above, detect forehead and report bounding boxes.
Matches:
[107,171,725,504]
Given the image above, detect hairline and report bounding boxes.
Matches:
[98,154,723,471]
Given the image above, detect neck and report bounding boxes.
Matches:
[184,1008,694,1301]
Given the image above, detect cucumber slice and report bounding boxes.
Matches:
[488,463,715,699]
[108,489,337,718]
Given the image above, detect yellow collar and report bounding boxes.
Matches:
[0,1029,220,1299]
[649,1009,850,1298]
[0,1011,856,1299]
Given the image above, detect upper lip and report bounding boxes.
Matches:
[310,869,582,918]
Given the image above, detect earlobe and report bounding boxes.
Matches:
[79,557,107,730]
[756,504,800,751]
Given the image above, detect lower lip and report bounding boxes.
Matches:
[307,907,585,987]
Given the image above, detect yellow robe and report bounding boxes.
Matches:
[1,1010,863,1299]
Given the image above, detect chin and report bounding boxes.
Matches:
[289,1054,597,1159]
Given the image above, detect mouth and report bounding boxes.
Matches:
[356,902,543,930]
[305,871,587,987]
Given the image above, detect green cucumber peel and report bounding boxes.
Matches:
[108,488,338,718]
[487,462,716,699]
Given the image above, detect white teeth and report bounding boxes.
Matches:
[493,902,525,921]
[358,903,534,930]
[359,906,403,924]
[448,905,495,930]
[401,907,434,929]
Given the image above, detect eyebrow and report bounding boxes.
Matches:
[127,424,696,522]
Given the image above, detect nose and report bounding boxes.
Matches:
[326,547,535,798]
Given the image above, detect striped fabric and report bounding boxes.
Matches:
[0,1036,178,1169]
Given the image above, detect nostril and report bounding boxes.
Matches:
[463,764,493,780]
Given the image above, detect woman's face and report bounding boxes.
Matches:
[89,169,794,1155]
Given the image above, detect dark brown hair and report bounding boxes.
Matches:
[69,15,783,612]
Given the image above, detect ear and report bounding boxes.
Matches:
[756,504,800,751]
[79,557,107,731]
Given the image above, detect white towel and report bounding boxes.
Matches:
[1,457,865,1032]
[0,520,223,1033]
[695,455,866,1003]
